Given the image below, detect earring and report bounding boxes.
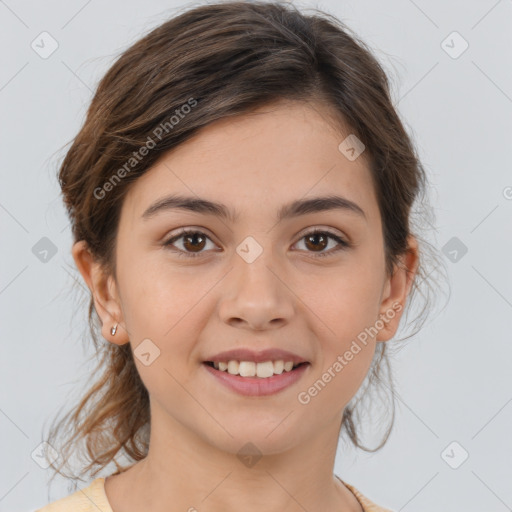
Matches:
[110,324,118,336]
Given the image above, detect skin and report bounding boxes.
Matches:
[73,99,419,512]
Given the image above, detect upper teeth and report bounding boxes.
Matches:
[213,360,298,378]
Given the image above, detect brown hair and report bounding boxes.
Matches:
[45,0,448,484]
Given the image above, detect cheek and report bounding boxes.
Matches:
[118,249,209,336]
[303,266,383,336]
[297,279,379,414]
[118,260,220,392]
[297,259,383,387]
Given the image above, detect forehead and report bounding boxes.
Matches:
[120,101,381,228]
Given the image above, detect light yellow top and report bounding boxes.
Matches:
[35,476,395,512]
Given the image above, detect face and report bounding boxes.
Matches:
[75,100,417,457]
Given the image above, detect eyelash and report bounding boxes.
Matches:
[163,228,351,259]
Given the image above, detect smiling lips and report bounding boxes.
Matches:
[205,347,309,365]
[203,361,310,396]
[204,347,309,379]
[207,360,304,378]
[202,347,311,396]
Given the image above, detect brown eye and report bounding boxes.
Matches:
[304,232,329,252]
[294,229,350,257]
[164,229,215,258]
[181,232,207,252]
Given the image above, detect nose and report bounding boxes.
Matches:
[217,248,295,331]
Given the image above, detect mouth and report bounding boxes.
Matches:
[201,360,311,396]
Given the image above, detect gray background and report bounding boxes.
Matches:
[1,0,511,511]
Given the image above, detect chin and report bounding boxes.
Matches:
[200,421,306,458]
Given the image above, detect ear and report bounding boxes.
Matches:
[376,235,420,342]
[72,240,129,345]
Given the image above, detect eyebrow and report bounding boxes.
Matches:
[141,194,366,223]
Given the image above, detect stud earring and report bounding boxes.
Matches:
[110,324,118,336]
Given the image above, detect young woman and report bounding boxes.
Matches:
[36,1,441,511]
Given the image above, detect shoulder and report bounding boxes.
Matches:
[34,478,112,512]
[342,480,396,512]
